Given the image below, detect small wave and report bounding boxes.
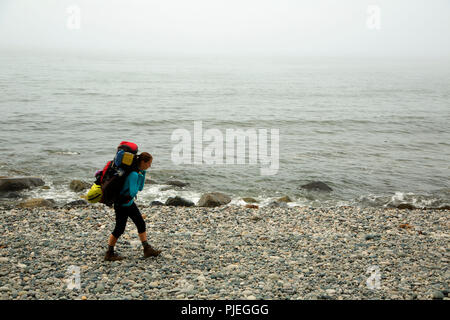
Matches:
[124,119,180,127]
[20,182,85,205]
[358,192,448,209]
[45,150,80,156]
[138,185,202,205]
[1,98,37,103]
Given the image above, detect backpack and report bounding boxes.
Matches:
[94,141,139,207]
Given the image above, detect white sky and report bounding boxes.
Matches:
[0,0,449,57]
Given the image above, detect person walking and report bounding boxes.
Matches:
[104,152,161,261]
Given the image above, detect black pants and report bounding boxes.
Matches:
[112,202,146,238]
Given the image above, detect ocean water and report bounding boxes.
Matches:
[1,52,449,208]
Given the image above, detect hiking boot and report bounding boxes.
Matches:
[104,250,125,261]
[143,244,161,258]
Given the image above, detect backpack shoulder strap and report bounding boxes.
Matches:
[100,161,112,184]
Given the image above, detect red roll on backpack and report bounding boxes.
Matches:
[117,141,138,154]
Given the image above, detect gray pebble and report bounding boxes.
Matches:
[432,290,444,300]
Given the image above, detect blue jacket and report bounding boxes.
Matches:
[120,170,146,207]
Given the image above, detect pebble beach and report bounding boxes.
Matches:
[0,204,448,300]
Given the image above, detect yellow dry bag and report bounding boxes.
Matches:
[86,183,102,203]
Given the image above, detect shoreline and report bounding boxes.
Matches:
[0,204,448,300]
[1,177,449,211]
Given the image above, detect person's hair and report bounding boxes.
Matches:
[137,152,152,164]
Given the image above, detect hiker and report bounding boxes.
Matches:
[104,152,161,261]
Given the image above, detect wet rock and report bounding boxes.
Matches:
[197,192,231,207]
[245,204,259,209]
[277,196,292,203]
[242,197,259,203]
[300,181,333,192]
[0,177,45,192]
[0,191,22,199]
[69,180,91,192]
[424,205,450,211]
[396,203,416,210]
[150,201,164,206]
[159,186,173,191]
[18,198,56,208]
[165,180,189,188]
[165,196,194,207]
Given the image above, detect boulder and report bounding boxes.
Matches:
[165,196,194,207]
[242,197,259,203]
[165,180,189,188]
[277,196,292,203]
[69,180,91,192]
[18,198,55,208]
[150,201,164,206]
[0,177,45,192]
[300,181,333,192]
[197,192,231,207]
